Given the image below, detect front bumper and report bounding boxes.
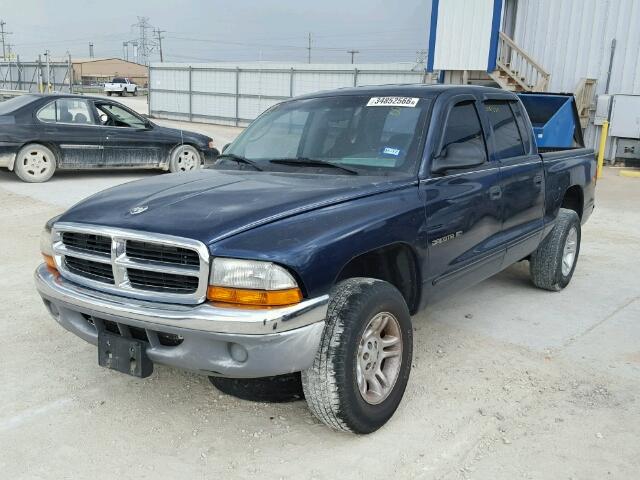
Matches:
[35,264,328,377]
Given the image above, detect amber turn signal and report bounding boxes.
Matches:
[42,254,58,272]
[207,286,302,307]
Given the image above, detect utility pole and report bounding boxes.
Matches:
[154,29,165,62]
[0,20,12,61]
[89,42,94,58]
[307,32,312,64]
[347,49,360,64]
[44,49,51,92]
[123,42,128,61]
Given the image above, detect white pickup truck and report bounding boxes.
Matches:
[104,77,138,96]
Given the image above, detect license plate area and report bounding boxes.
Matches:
[98,332,153,378]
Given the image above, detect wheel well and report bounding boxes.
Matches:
[561,185,584,219]
[336,243,420,314]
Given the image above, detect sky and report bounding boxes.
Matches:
[0,0,431,64]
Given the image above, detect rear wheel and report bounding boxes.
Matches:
[120,90,125,97]
[302,278,413,434]
[169,145,202,173]
[530,208,581,291]
[106,91,112,96]
[14,144,57,183]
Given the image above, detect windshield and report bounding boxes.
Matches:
[223,95,432,175]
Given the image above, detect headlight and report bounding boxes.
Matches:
[40,215,61,271]
[208,140,216,149]
[207,258,302,307]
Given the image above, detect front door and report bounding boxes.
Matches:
[36,98,104,167]
[423,98,504,299]
[93,101,164,168]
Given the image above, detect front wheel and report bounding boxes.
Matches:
[132,88,137,96]
[302,278,413,434]
[169,145,202,173]
[530,208,581,291]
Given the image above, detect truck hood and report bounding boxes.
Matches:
[59,169,415,246]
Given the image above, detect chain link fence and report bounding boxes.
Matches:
[0,59,73,94]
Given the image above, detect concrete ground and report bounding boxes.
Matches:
[0,167,639,480]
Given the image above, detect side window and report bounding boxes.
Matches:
[512,102,532,153]
[484,101,525,159]
[37,101,57,122]
[96,103,146,128]
[441,101,487,163]
[37,99,94,124]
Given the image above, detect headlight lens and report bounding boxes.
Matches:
[208,140,216,149]
[207,258,302,306]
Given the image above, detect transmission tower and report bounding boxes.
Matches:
[0,20,13,61]
[129,16,157,65]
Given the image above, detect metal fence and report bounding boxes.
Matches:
[0,59,72,93]
[149,62,433,127]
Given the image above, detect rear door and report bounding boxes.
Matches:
[423,95,505,297]
[483,98,545,265]
[35,98,104,167]
[93,101,165,168]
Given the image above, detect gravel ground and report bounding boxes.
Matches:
[0,167,638,479]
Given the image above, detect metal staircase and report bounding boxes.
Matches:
[489,32,550,92]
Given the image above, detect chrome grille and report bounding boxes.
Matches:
[52,223,210,305]
[126,240,200,266]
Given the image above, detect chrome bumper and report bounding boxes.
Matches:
[35,264,328,377]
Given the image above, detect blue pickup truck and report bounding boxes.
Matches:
[36,85,595,433]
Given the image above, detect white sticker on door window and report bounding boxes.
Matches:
[366,97,419,107]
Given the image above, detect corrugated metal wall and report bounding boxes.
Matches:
[149,62,431,126]
[432,0,496,71]
[513,0,640,154]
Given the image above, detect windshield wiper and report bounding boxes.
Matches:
[216,153,263,171]
[269,157,358,175]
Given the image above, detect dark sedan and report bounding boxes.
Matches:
[0,94,219,182]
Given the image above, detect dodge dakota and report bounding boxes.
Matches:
[36,85,596,433]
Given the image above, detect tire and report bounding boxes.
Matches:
[209,373,305,403]
[168,144,202,173]
[106,92,112,96]
[14,144,57,183]
[132,88,137,96]
[530,208,581,291]
[302,278,413,434]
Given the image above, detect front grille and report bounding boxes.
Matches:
[65,256,115,284]
[128,268,199,294]
[62,232,111,256]
[52,225,208,304]
[126,240,200,266]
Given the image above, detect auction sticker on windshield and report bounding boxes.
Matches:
[367,97,419,107]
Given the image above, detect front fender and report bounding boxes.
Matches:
[209,185,427,298]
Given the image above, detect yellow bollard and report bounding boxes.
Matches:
[596,120,609,179]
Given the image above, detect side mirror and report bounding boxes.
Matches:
[222,143,231,153]
[431,142,486,174]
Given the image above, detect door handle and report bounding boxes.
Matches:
[533,174,543,186]
[489,185,502,200]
